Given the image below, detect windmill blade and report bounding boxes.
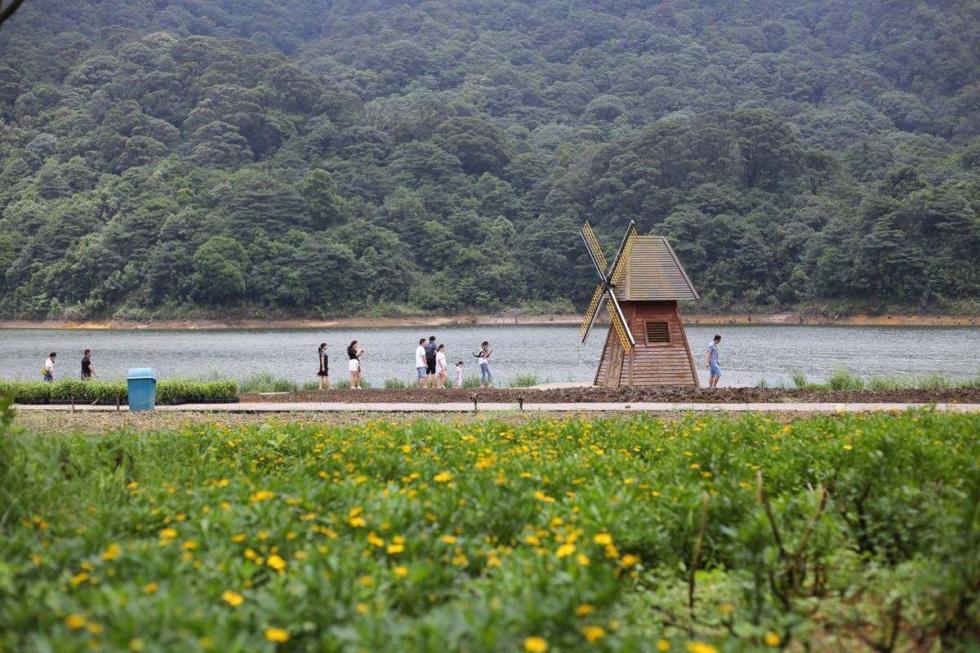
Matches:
[606,292,636,351]
[608,221,638,286]
[579,282,607,342]
[580,222,608,278]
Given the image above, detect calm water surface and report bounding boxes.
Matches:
[0,325,977,387]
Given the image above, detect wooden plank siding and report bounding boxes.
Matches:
[593,300,699,387]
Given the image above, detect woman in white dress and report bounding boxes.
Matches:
[435,344,448,388]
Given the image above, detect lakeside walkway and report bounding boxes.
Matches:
[15,402,980,413]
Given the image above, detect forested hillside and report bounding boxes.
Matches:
[0,0,977,319]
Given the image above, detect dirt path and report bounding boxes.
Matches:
[239,386,980,405]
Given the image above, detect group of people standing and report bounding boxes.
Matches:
[314,337,494,390]
[414,336,493,388]
[41,350,96,382]
[316,340,364,390]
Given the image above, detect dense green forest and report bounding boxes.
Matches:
[0,0,977,319]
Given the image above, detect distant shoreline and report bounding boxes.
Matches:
[0,312,976,330]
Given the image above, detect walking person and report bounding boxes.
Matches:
[81,349,96,380]
[415,338,427,388]
[454,360,464,388]
[317,343,330,390]
[435,344,448,388]
[347,340,361,389]
[705,334,722,388]
[42,352,56,382]
[425,335,438,388]
[474,341,492,388]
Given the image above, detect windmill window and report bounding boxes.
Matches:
[645,321,670,343]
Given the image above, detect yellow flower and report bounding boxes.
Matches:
[70,571,89,587]
[348,515,367,528]
[581,625,606,643]
[620,554,640,567]
[266,554,286,572]
[393,566,409,578]
[577,553,591,566]
[843,444,853,451]
[593,533,613,545]
[143,582,159,594]
[524,636,548,653]
[129,638,144,652]
[181,540,198,551]
[433,471,454,483]
[126,481,138,490]
[439,535,457,544]
[100,544,122,562]
[764,632,781,646]
[264,628,289,643]
[231,533,247,543]
[65,614,87,630]
[355,603,369,614]
[250,490,275,503]
[718,602,735,616]
[686,642,718,653]
[367,532,385,547]
[159,528,178,539]
[222,590,245,607]
[556,543,576,558]
[387,543,405,554]
[657,640,670,652]
[575,603,594,617]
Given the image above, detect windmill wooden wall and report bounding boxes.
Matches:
[594,300,699,387]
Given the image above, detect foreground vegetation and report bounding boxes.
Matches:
[0,1,977,319]
[0,407,976,652]
[0,379,238,405]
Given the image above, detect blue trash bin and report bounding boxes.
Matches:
[127,368,157,411]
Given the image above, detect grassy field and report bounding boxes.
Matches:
[0,405,977,652]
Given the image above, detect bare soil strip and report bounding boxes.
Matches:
[241,386,980,404]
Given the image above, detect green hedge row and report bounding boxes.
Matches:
[0,379,239,405]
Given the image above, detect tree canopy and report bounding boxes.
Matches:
[0,0,977,319]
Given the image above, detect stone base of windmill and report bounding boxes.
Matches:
[593,301,700,387]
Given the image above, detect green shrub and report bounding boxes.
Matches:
[384,378,408,389]
[462,375,482,389]
[826,369,865,391]
[301,381,320,391]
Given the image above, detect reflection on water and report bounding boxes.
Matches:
[0,325,976,388]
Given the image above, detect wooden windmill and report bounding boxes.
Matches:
[580,221,700,387]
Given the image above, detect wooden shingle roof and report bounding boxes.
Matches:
[613,235,699,302]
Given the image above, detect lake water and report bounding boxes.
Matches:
[0,325,977,388]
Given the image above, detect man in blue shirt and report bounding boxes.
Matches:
[705,334,722,388]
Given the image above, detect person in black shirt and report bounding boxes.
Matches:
[81,349,95,380]
[317,343,330,390]
[425,335,438,388]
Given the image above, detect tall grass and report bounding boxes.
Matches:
[789,369,809,389]
[826,369,865,391]
[239,372,297,393]
[508,373,539,388]
[384,378,408,389]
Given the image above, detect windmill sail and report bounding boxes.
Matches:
[579,282,607,342]
[579,221,636,351]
